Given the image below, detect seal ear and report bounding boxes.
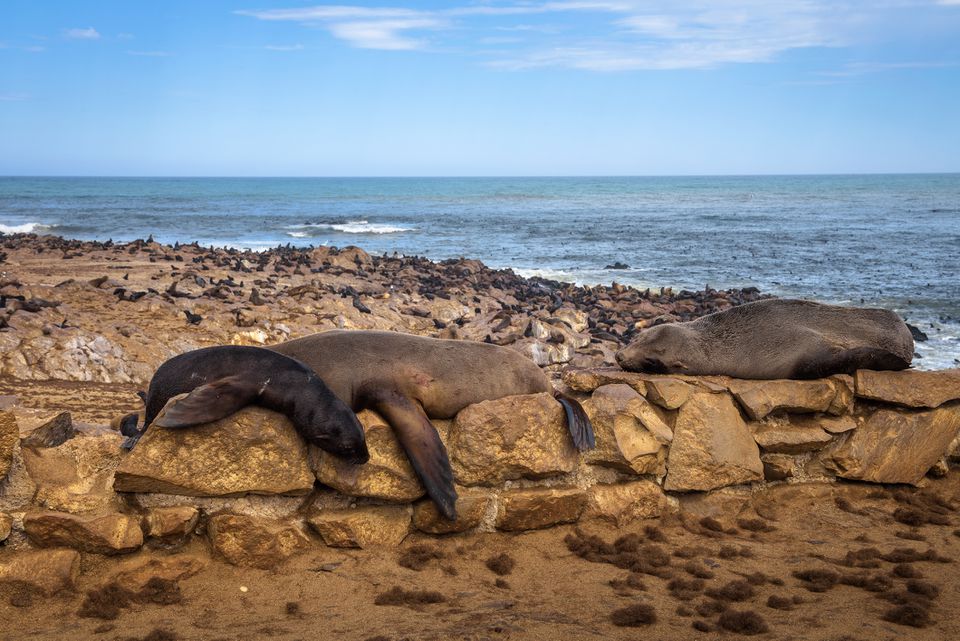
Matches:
[154,375,262,429]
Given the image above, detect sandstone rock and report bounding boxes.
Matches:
[728,379,836,420]
[562,368,649,394]
[307,506,410,548]
[24,428,124,513]
[664,392,764,492]
[134,493,305,520]
[208,514,311,568]
[553,308,589,333]
[855,369,960,409]
[496,487,586,531]
[582,385,669,475]
[0,411,17,480]
[751,417,833,454]
[760,454,795,481]
[0,512,10,542]
[144,506,200,539]
[21,411,75,448]
[828,375,855,416]
[413,490,490,534]
[110,556,206,592]
[645,377,694,410]
[448,393,578,486]
[822,405,960,485]
[803,414,859,434]
[511,338,575,366]
[585,480,673,526]
[0,549,80,595]
[313,410,424,503]
[114,405,314,497]
[23,510,143,554]
[0,442,38,512]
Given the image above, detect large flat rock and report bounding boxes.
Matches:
[448,393,578,486]
[208,513,311,568]
[728,379,838,420]
[114,406,315,497]
[495,487,587,531]
[23,510,143,555]
[823,404,960,484]
[0,549,80,595]
[664,392,764,492]
[855,369,960,409]
[585,480,673,526]
[307,505,410,547]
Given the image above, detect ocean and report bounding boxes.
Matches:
[1,174,958,369]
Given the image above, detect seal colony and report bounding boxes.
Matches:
[616,299,914,379]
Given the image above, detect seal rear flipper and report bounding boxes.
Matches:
[154,375,262,429]
[555,392,596,451]
[369,390,458,521]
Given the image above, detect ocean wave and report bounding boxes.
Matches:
[0,221,54,234]
[286,220,413,236]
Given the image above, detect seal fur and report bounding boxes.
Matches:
[616,299,913,379]
[271,330,595,520]
[119,345,369,464]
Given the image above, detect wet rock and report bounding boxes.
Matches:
[822,405,960,485]
[208,514,311,568]
[114,405,314,497]
[143,506,200,539]
[0,549,80,595]
[751,417,834,454]
[585,480,674,526]
[23,510,143,555]
[664,393,764,492]
[645,377,694,410]
[110,556,206,592]
[496,487,587,531]
[582,385,670,475]
[728,379,837,421]
[413,490,490,534]
[855,369,960,409]
[448,393,578,486]
[307,506,410,548]
[313,410,424,503]
[0,411,17,481]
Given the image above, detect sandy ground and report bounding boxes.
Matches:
[4,469,960,641]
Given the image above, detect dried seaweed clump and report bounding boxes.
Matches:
[374,587,446,608]
[718,609,769,635]
[564,531,673,579]
[398,544,444,571]
[706,580,755,602]
[793,568,839,593]
[485,553,516,576]
[610,603,657,627]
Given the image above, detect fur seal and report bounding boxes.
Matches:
[271,330,595,520]
[119,346,370,464]
[616,299,913,379]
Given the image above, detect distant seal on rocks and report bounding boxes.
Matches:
[616,299,913,379]
[271,330,595,520]
[119,346,369,464]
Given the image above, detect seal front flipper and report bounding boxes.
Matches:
[154,375,262,429]
[367,389,458,521]
[554,391,595,452]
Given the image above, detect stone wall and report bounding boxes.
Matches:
[1,368,959,573]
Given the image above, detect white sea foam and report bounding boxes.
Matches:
[287,219,413,235]
[0,221,52,234]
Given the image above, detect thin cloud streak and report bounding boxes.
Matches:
[127,50,173,57]
[64,27,101,40]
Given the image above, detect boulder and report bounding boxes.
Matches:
[23,510,143,555]
[208,513,311,568]
[144,506,200,539]
[496,487,586,531]
[0,411,17,480]
[0,549,80,595]
[312,410,425,503]
[582,385,670,475]
[448,393,578,486]
[664,392,764,492]
[413,490,490,534]
[114,405,314,497]
[822,405,960,485]
[585,481,673,526]
[307,506,410,548]
[855,369,960,409]
[645,378,694,410]
[110,556,207,592]
[728,379,837,420]
[750,417,834,454]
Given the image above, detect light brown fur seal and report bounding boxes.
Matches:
[616,299,913,379]
[272,330,594,520]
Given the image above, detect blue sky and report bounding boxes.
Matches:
[1,1,959,176]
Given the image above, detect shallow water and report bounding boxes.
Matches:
[1,174,957,368]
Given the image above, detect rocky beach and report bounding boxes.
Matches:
[2,233,960,641]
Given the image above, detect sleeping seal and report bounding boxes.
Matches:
[616,299,913,380]
[271,330,595,521]
[119,346,369,464]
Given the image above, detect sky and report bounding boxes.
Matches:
[1,0,959,176]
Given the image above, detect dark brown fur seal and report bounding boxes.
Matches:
[271,330,594,520]
[119,346,369,464]
[616,299,913,379]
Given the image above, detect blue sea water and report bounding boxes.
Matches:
[1,174,958,369]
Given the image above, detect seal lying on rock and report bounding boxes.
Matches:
[271,330,595,520]
[616,299,913,380]
[119,346,369,464]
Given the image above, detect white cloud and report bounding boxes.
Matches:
[64,27,101,40]
[127,50,172,57]
[329,18,445,50]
